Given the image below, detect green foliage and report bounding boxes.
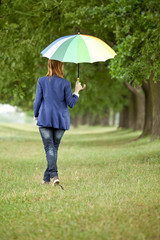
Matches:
[0,0,125,116]
[0,0,65,109]
[1,0,159,115]
[67,0,160,85]
[106,0,160,84]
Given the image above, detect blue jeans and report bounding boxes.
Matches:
[39,127,65,182]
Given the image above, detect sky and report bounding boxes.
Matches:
[0,104,33,124]
[0,104,17,113]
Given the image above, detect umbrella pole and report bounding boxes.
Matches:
[77,63,79,82]
[77,29,80,82]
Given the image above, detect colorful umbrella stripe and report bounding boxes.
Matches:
[41,34,116,64]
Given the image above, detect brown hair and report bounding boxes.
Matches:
[46,59,64,78]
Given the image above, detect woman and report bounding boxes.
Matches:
[34,60,86,188]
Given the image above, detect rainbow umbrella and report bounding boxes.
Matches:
[41,34,116,80]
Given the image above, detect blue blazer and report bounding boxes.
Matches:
[33,74,79,130]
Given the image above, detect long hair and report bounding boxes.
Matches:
[46,59,64,78]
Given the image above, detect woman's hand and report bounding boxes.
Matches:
[75,80,86,94]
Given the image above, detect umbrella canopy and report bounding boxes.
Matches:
[41,34,116,64]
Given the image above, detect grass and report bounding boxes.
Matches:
[0,123,159,240]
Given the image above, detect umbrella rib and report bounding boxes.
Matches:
[50,36,77,61]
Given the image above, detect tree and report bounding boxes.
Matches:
[2,0,160,139]
[105,0,160,139]
[0,0,66,109]
[0,0,126,126]
[72,0,160,138]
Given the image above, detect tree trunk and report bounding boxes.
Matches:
[125,82,144,131]
[119,105,129,128]
[92,114,101,125]
[72,115,81,127]
[100,109,110,126]
[81,113,88,125]
[149,74,160,139]
[127,92,136,129]
[140,81,152,137]
[87,112,95,125]
[112,111,116,126]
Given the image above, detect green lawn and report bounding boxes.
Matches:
[0,123,159,240]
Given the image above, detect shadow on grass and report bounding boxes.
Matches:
[0,124,144,148]
[63,129,142,148]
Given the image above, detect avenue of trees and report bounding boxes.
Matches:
[0,0,160,139]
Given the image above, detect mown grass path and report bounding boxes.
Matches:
[0,124,159,240]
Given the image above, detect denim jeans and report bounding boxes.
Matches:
[39,127,65,182]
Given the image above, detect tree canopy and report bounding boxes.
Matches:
[0,0,160,126]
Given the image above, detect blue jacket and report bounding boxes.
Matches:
[33,74,79,130]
